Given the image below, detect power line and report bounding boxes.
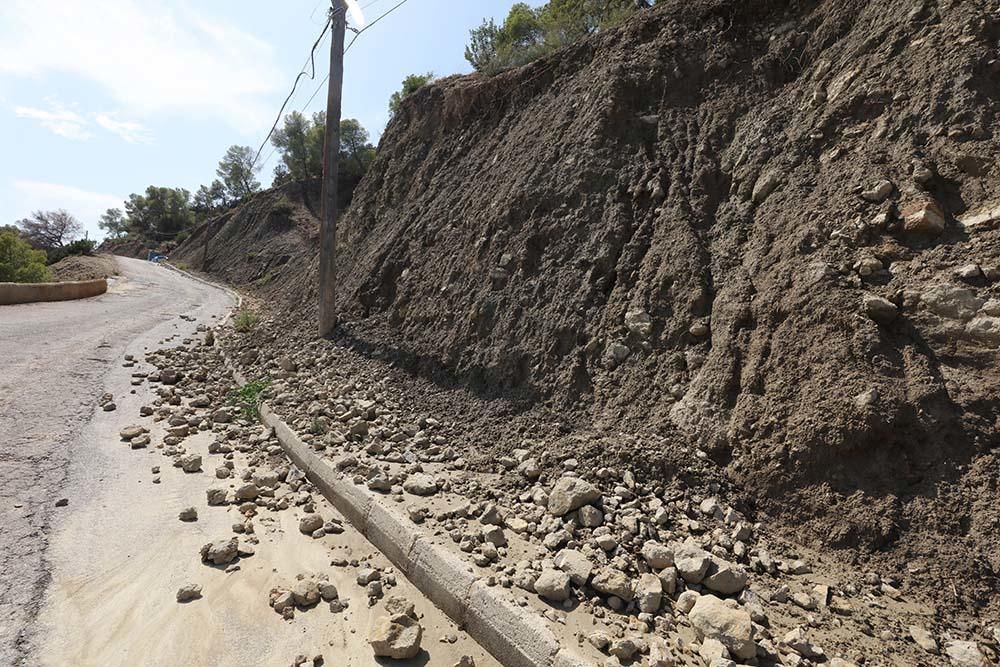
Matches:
[259,0,414,175]
[301,73,331,112]
[249,6,345,172]
[292,0,413,118]
[348,0,412,52]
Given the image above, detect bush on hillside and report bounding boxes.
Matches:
[271,195,295,217]
[0,230,52,283]
[466,0,648,74]
[47,238,96,264]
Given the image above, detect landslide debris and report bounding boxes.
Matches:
[173,0,1000,642]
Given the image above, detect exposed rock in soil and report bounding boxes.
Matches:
[170,0,1000,651]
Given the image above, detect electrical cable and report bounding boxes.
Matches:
[249,6,346,171]
[261,0,414,174]
[347,0,412,53]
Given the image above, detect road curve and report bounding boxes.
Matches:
[0,257,234,665]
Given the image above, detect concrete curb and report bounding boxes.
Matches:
[176,267,593,667]
[161,262,243,313]
[255,401,591,667]
[0,278,106,305]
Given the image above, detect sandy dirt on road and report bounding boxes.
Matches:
[0,257,234,665]
[35,304,496,667]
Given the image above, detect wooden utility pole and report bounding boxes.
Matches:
[319,0,347,337]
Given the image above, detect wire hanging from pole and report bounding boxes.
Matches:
[249,6,347,171]
[257,0,414,174]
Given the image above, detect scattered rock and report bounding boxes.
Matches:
[703,559,748,595]
[605,342,631,367]
[179,507,198,522]
[674,540,712,584]
[676,590,699,613]
[783,627,826,660]
[752,171,780,204]
[956,264,983,281]
[179,453,202,473]
[577,505,603,528]
[591,568,634,601]
[200,538,239,566]
[159,368,181,384]
[235,483,259,501]
[119,425,144,441]
[609,638,638,661]
[547,477,601,517]
[688,594,756,660]
[921,285,983,320]
[292,579,321,607]
[369,613,423,660]
[625,309,653,338]
[207,488,228,506]
[534,569,571,602]
[299,514,324,535]
[130,434,150,449]
[176,583,202,602]
[190,394,211,408]
[635,573,663,613]
[252,468,280,489]
[554,549,593,586]
[320,582,339,601]
[966,316,1000,346]
[641,541,674,570]
[402,473,438,496]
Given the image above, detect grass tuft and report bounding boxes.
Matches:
[233,308,259,333]
[227,378,270,419]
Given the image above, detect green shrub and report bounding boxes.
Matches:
[233,308,259,333]
[271,195,294,217]
[466,0,640,74]
[0,231,51,282]
[227,378,270,419]
[47,238,96,264]
[389,72,435,116]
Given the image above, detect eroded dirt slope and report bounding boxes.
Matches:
[175,0,1000,619]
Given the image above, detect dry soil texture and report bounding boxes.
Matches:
[174,0,1000,620]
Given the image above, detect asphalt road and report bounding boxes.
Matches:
[0,257,234,665]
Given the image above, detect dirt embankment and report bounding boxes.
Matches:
[98,238,150,260]
[175,0,1000,615]
[49,254,118,282]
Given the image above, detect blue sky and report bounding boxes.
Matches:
[0,0,525,240]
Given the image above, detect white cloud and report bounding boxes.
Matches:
[14,104,92,140]
[12,180,123,240]
[0,0,283,134]
[94,112,152,144]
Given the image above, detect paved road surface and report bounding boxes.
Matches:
[0,258,234,665]
[1,257,496,667]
